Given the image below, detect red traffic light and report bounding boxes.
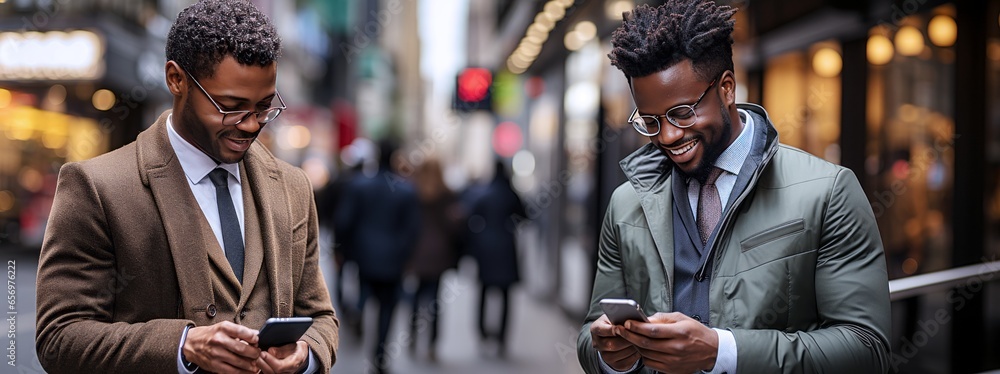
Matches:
[457,68,492,103]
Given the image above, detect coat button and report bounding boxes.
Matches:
[206,304,217,318]
[239,309,247,319]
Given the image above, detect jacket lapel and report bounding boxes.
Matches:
[137,111,214,323]
[620,144,675,299]
[237,165,264,308]
[638,178,675,302]
[241,143,293,317]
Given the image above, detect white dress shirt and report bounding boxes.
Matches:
[600,109,754,374]
[166,115,316,374]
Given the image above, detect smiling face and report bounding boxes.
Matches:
[630,59,742,182]
[166,55,278,164]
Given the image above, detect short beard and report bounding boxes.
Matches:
[689,104,732,184]
[179,94,257,164]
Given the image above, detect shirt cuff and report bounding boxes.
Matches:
[300,348,317,374]
[703,328,737,374]
[177,325,198,374]
[598,351,641,374]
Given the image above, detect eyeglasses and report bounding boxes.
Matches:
[628,78,717,136]
[186,71,286,127]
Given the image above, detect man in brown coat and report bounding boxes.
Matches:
[34,1,338,373]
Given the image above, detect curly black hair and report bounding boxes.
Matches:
[609,0,736,81]
[166,0,281,79]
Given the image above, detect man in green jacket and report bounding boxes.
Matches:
[577,1,891,373]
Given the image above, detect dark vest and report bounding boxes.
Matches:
[671,110,766,325]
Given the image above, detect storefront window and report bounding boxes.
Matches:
[0,87,109,246]
[866,4,956,279]
[762,40,843,163]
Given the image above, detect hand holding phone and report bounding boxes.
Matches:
[599,298,650,326]
[257,317,313,350]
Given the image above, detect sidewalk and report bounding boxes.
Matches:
[318,232,585,374]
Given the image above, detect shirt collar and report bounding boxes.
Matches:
[166,114,241,185]
[712,108,755,176]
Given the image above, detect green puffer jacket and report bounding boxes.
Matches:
[577,104,891,373]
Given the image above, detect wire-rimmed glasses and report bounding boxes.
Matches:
[628,79,717,136]
[186,71,287,127]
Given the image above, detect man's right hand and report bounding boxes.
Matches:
[183,321,262,374]
[591,314,641,372]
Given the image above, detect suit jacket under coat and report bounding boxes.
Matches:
[35,111,339,373]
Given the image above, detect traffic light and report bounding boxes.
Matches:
[454,67,492,112]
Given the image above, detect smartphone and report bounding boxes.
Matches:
[257,317,313,350]
[599,298,650,325]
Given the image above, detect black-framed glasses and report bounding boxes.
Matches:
[186,72,286,127]
[628,78,718,136]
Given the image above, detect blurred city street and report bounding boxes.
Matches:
[2,0,1000,373]
[329,280,583,374]
[316,229,585,374]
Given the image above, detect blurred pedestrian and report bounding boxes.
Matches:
[465,159,527,357]
[335,139,420,374]
[405,156,463,362]
[324,138,378,339]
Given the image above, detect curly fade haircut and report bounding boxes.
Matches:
[166,0,281,79]
[609,0,736,81]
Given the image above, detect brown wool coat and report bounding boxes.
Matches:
[35,111,339,373]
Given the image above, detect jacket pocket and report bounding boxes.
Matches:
[740,219,805,252]
[291,216,309,245]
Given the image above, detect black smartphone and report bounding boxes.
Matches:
[257,317,313,350]
[599,298,650,325]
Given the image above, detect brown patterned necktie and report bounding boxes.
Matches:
[697,167,724,245]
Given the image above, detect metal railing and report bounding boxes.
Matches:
[888,260,1000,301]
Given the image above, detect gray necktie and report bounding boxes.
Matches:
[209,168,244,283]
[697,167,724,245]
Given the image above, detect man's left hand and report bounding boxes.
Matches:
[617,312,719,374]
[256,340,309,374]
